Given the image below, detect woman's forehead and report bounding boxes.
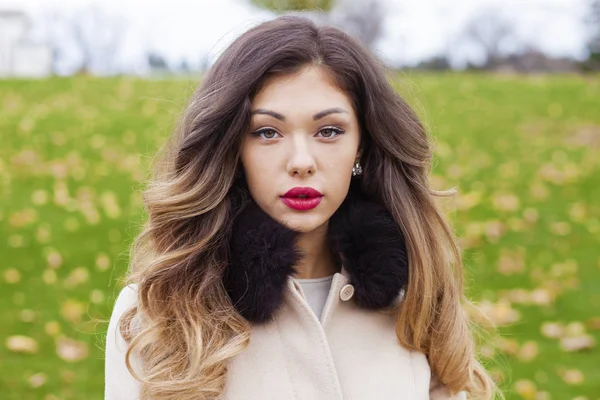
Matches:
[251,67,354,115]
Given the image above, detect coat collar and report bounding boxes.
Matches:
[223,190,409,324]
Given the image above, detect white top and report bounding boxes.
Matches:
[105,284,141,400]
[293,275,334,320]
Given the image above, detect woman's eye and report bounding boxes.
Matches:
[317,127,344,138]
[253,128,280,140]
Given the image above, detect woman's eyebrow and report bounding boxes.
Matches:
[313,107,349,120]
[251,109,285,120]
[250,107,349,121]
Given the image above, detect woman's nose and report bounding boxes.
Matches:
[286,136,317,177]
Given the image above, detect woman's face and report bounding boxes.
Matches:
[240,66,361,233]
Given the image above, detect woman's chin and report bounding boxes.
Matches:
[278,213,328,234]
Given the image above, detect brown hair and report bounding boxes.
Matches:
[118,14,501,399]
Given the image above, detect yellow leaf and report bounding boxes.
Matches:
[28,372,47,388]
[497,248,526,275]
[31,189,48,205]
[96,253,111,271]
[63,267,90,289]
[8,208,38,228]
[44,321,61,336]
[6,335,38,354]
[46,249,63,269]
[60,299,85,323]
[540,322,564,339]
[517,341,539,362]
[4,268,21,284]
[560,335,596,352]
[90,290,105,304]
[35,224,52,243]
[522,208,539,223]
[492,192,520,212]
[20,309,36,323]
[42,269,57,285]
[557,368,584,385]
[513,379,537,399]
[56,336,89,363]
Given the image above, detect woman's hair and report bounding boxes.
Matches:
[118,14,501,400]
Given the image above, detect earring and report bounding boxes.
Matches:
[352,161,363,177]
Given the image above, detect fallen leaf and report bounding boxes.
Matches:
[8,208,38,228]
[42,269,57,285]
[492,192,520,212]
[586,316,600,330]
[35,224,52,243]
[46,249,63,269]
[478,299,521,326]
[518,341,539,362]
[44,321,61,336]
[565,321,586,336]
[4,268,21,284]
[549,221,571,236]
[63,267,90,289]
[28,372,47,388]
[557,368,584,385]
[522,208,539,223]
[60,299,86,323]
[20,309,36,323]
[6,335,38,354]
[567,202,587,223]
[540,322,564,339]
[8,234,25,248]
[96,253,111,271]
[56,336,89,363]
[497,248,526,275]
[560,335,596,352]
[513,379,537,398]
[31,189,48,205]
[90,290,105,304]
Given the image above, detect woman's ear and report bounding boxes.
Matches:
[355,147,363,163]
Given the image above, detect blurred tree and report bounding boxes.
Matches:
[329,0,386,50]
[147,51,169,72]
[586,0,600,69]
[251,0,335,12]
[40,6,125,75]
[414,55,452,71]
[69,5,126,75]
[248,0,386,52]
[460,8,517,69]
[178,59,191,73]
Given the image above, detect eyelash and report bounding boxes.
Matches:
[251,126,345,140]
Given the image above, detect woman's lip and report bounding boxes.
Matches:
[281,196,322,211]
[282,186,323,198]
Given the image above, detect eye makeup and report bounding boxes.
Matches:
[249,125,346,140]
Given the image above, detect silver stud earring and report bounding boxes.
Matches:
[352,161,363,177]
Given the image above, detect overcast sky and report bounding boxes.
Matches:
[0,0,592,73]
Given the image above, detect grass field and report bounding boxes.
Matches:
[1,72,598,399]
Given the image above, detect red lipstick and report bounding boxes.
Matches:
[281,187,323,211]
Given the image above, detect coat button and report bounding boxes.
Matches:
[339,284,355,301]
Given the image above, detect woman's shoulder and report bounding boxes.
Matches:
[113,283,139,309]
[105,283,142,399]
[107,283,139,339]
[106,283,140,347]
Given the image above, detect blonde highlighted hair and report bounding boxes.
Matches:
[117,15,502,400]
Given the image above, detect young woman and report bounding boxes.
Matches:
[105,15,501,400]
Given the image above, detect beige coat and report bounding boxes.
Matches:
[105,267,467,399]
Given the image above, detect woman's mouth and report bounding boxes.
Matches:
[281,187,323,211]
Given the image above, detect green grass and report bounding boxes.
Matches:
[1,72,598,399]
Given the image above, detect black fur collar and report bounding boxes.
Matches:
[223,190,409,324]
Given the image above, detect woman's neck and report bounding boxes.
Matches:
[293,223,340,279]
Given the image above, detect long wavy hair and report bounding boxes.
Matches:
[118,15,502,400]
